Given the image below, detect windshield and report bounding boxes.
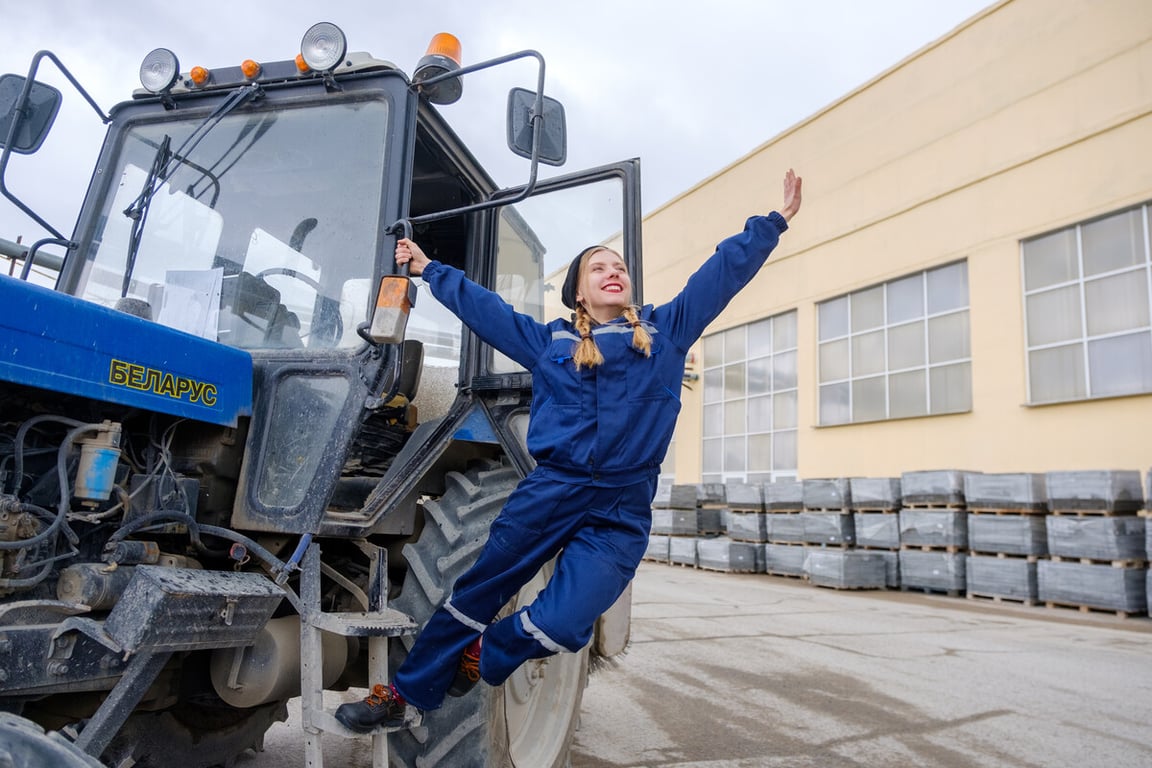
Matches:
[72,97,390,350]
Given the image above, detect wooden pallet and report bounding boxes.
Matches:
[1043,600,1145,619]
[1049,555,1146,568]
[968,507,1048,516]
[900,544,966,554]
[966,592,1038,607]
[967,551,1041,562]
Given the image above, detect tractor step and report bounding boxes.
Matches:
[309,609,416,638]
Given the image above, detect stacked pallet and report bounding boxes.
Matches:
[1146,470,1152,616]
[849,477,902,587]
[964,473,1048,605]
[699,480,766,574]
[645,482,673,563]
[899,470,971,595]
[762,479,807,577]
[1039,470,1147,617]
[667,484,701,567]
[801,479,886,589]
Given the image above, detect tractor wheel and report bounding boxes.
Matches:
[389,459,589,768]
[0,713,105,768]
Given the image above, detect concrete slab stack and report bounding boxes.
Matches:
[1039,470,1147,616]
[696,536,763,573]
[899,470,971,594]
[761,479,806,576]
[804,549,887,590]
[964,473,1048,605]
[724,480,767,544]
[800,478,856,547]
[849,477,902,587]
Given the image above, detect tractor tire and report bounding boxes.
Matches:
[389,459,589,768]
[0,713,105,768]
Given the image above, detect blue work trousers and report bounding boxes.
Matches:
[392,470,655,711]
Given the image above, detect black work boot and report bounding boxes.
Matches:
[447,636,482,697]
[335,683,422,732]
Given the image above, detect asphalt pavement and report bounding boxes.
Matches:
[243,561,1152,767]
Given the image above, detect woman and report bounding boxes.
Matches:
[336,169,802,732]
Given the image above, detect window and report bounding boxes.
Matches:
[817,262,971,425]
[1022,204,1152,403]
[702,311,798,483]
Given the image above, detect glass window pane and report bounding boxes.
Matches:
[724,325,746,362]
[724,437,746,472]
[928,310,971,363]
[1029,343,1086,403]
[774,310,798,349]
[852,376,887,422]
[772,430,797,471]
[888,321,926,370]
[703,404,723,437]
[702,333,724,367]
[724,363,746,399]
[747,357,771,395]
[819,297,849,340]
[1088,332,1152,398]
[703,368,723,404]
[773,390,798,429]
[1082,209,1144,276]
[889,370,928,418]
[929,362,972,414]
[748,434,772,472]
[748,318,772,356]
[1023,229,1079,290]
[927,262,968,314]
[703,438,723,472]
[748,395,771,432]
[819,382,850,425]
[886,274,924,324]
[773,350,798,390]
[851,286,884,331]
[1026,286,1082,346]
[724,399,747,435]
[1084,271,1150,336]
[819,340,849,382]
[852,330,886,376]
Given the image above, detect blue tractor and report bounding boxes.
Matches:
[0,24,641,767]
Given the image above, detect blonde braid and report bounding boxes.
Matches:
[622,305,652,357]
[572,304,604,370]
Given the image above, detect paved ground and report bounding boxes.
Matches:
[570,562,1152,768]
[244,561,1152,767]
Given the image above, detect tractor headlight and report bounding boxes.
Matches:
[300,22,347,73]
[139,48,180,94]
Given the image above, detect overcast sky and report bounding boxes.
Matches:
[2,0,992,246]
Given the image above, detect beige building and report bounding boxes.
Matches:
[644,0,1152,484]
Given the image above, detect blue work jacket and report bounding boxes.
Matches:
[421,212,788,487]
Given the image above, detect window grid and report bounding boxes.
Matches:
[701,311,798,484]
[818,262,972,425]
[1022,203,1152,404]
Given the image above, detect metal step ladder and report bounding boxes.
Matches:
[297,542,416,768]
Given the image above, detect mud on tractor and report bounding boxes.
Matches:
[0,23,641,767]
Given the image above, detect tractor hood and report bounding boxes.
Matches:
[0,275,252,426]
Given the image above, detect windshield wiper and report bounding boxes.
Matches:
[119,84,263,297]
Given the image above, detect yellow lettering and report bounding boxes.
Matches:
[109,359,129,386]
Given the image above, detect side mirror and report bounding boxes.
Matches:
[0,74,62,154]
[506,87,566,167]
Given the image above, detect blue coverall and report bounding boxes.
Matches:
[392,212,789,711]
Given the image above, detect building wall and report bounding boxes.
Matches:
[643,0,1152,481]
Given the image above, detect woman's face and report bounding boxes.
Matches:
[576,249,632,319]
